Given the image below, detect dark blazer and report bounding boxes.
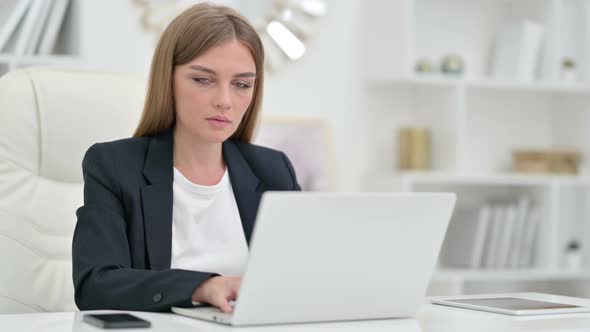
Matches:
[72,129,301,312]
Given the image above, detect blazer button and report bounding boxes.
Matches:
[153,293,163,302]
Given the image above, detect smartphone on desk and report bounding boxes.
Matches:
[83,313,151,329]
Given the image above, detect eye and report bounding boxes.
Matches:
[233,81,253,89]
[193,77,213,85]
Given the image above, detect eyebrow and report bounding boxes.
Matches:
[188,65,256,78]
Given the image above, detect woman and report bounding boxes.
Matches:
[72,3,300,313]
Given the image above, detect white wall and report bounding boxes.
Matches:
[75,0,156,75]
[263,1,370,191]
[76,0,371,191]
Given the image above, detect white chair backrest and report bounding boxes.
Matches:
[0,68,146,313]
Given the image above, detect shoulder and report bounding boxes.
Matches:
[82,136,151,179]
[84,136,149,165]
[228,140,299,190]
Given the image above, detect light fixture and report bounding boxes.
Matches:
[296,0,327,17]
[266,21,305,60]
[256,0,327,71]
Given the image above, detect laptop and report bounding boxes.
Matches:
[172,192,456,326]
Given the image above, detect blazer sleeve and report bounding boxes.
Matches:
[72,144,216,311]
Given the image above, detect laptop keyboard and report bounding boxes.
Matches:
[192,302,235,323]
[200,306,233,323]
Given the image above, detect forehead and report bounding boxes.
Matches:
[186,40,256,72]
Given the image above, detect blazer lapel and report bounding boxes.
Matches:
[141,130,174,271]
[223,141,263,245]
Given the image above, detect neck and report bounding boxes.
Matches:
[173,127,225,185]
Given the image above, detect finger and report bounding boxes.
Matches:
[231,278,242,291]
[227,287,238,302]
[211,294,233,313]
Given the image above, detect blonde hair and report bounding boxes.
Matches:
[133,3,264,142]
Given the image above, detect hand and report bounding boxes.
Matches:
[192,276,242,313]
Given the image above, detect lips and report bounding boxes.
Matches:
[206,115,232,129]
[206,115,231,123]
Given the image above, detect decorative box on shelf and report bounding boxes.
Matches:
[512,150,581,175]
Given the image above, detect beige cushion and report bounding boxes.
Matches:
[0,68,146,313]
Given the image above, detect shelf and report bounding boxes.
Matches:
[434,269,590,282]
[468,79,590,94]
[0,53,13,64]
[369,76,590,95]
[368,75,460,88]
[398,171,590,187]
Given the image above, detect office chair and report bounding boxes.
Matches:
[0,68,145,313]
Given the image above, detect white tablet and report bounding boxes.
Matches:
[432,297,590,315]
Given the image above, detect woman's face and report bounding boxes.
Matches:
[173,40,256,143]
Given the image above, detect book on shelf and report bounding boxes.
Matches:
[38,0,70,55]
[483,205,505,269]
[469,204,491,269]
[0,0,32,53]
[482,198,538,270]
[520,206,541,267]
[508,196,531,268]
[23,0,53,55]
[12,0,45,56]
[496,204,517,268]
[491,20,544,82]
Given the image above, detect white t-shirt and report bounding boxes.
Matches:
[170,167,249,276]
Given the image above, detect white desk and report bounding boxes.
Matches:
[3,293,590,332]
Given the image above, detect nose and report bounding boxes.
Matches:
[214,85,232,111]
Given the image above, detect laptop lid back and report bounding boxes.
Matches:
[232,192,455,325]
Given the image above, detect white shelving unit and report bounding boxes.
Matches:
[1,0,167,77]
[364,0,590,297]
[0,0,86,76]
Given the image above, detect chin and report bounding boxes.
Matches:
[203,131,233,144]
